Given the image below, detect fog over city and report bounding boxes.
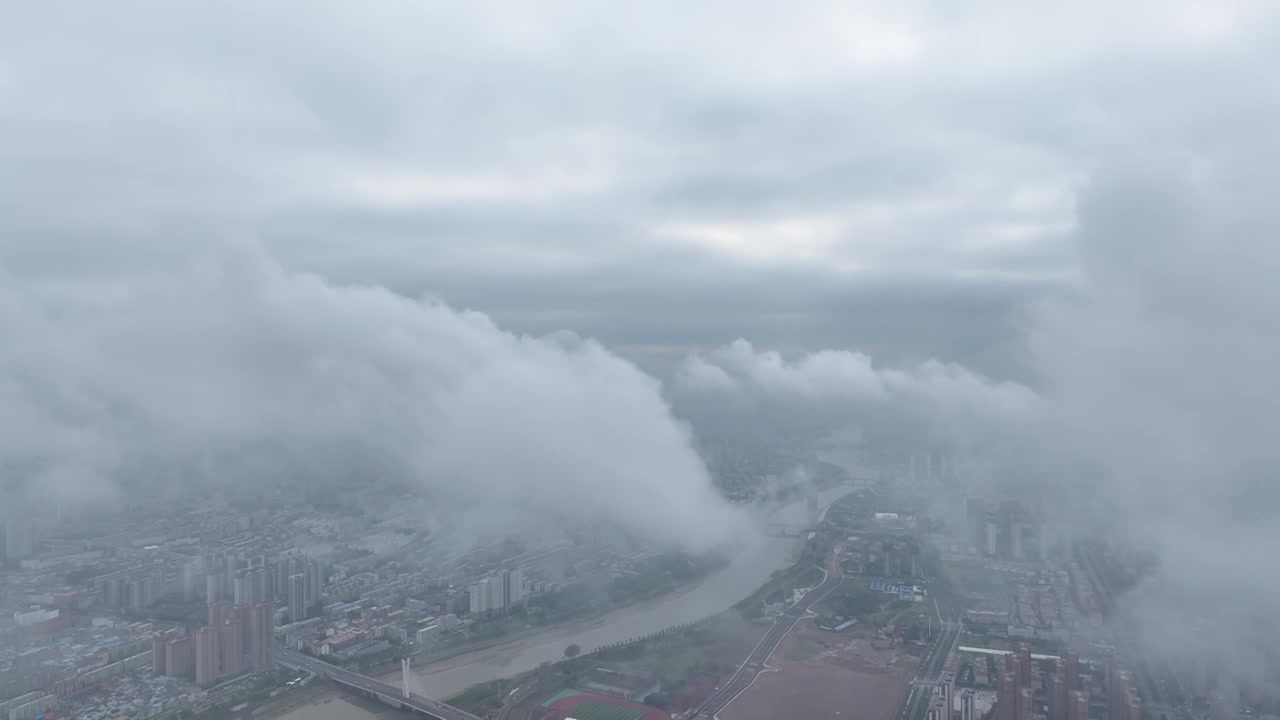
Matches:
[674,166,1280,672]
[2,2,1279,719]
[1,246,745,551]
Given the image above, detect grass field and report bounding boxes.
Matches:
[563,700,646,720]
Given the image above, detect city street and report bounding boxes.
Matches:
[897,597,960,720]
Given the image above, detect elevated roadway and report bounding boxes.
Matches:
[896,598,961,720]
[277,648,481,720]
[692,572,845,719]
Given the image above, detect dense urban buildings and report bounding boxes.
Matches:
[1,438,1274,720]
[0,478,748,717]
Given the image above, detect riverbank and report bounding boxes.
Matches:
[359,565,714,679]
[375,558,717,685]
[399,484,857,699]
[451,612,773,717]
[260,688,417,720]
[447,501,853,716]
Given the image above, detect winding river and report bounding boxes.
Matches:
[394,484,856,699]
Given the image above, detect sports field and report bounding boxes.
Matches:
[540,688,667,720]
[561,700,646,720]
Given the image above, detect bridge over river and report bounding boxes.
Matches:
[278,648,480,720]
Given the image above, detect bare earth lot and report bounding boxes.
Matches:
[720,618,916,720]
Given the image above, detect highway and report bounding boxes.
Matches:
[277,647,482,720]
[896,598,961,720]
[692,571,845,719]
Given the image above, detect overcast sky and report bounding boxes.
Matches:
[6,1,1276,375]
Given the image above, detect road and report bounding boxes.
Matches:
[692,571,845,719]
[896,598,960,720]
[277,648,482,720]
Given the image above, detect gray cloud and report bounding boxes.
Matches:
[676,338,1039,429]
[22,0,1267,355]
[1025,166,1280,672]
[0,246,744,550]
[675,159,1280,682]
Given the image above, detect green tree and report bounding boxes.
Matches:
[643,692,671,711]
[564,643,581,659]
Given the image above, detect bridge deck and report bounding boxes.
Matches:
[277,649,482,720]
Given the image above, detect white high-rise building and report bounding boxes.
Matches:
[469,578,493,614]
[252,568,270,603]
[181,561,202,602]
[501,568,524,608]
[303,559,323,607]
[233,569,250,606]
[487,575,503,611]
[470,570,526,615]
[206,574,223,603]
[940,672,955,720]
[961,689,975,720]
[287,573,307,623]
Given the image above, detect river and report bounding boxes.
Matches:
[390,484,856,700]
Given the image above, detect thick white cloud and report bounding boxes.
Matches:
[678,338,1037,420]
[679,164,1280,675]
[879,360,1041,418]
[1024,167,1280,666]
[699,340,887,401]
[676,356,741,395]
[0,247,744,551]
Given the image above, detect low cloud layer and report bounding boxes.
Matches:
[0,247,743,551]
[677,338,1040,432]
